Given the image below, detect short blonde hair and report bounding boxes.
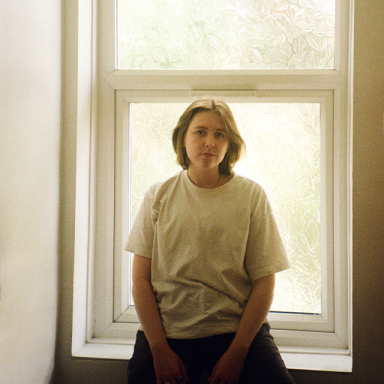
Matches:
[172,97,246,175]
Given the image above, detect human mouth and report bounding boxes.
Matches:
[201,152,214,158]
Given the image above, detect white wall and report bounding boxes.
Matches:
[1,1,383,384]
[0,1,62,383]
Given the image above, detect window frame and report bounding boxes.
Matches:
[71,0,354,372]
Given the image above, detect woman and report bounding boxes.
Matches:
[126,97,295,384]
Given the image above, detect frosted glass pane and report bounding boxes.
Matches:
[129,102,321,314]
[117,0,335,70]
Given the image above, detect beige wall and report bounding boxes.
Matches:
[0,1,62,383]
[1,0,384,383]
[54,1,384,383]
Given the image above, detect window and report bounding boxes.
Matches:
[72,0,353,371]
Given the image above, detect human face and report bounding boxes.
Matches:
[183,111,229,173]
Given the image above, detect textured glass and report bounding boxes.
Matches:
[117,0,335,70]
[129,102,321,314]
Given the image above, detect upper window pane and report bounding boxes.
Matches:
[117,0,335,70]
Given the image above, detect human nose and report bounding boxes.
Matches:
[205,133,215,147]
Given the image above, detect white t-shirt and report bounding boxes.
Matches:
[125,171,289,339]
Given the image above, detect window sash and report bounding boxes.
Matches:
[111,89,336,339]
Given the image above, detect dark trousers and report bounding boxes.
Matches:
[127,324,295,384]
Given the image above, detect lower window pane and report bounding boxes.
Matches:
[129,102,321,314]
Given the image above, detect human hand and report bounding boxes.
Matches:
[152,346,189,384]
[208,348,245,384]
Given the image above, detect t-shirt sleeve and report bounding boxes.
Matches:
[245,188,290,282]
[124,187,156,258]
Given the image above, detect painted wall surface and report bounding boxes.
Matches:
[1,0,384,383]
[0,1,61,384]
[53,1,384,383]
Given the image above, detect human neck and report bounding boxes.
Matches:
[187,167,227,189]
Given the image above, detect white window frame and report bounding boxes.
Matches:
[71,0,354,372]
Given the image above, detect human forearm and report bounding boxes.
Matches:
[132,255,168,352]
[209,274,276,383]
[132,279,168,350]
[230,274,275,356]
[132,255,189,383]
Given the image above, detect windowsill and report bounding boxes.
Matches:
[72,339,352,372]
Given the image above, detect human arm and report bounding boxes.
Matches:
[132,254,189,384]
[209,273,275,384]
